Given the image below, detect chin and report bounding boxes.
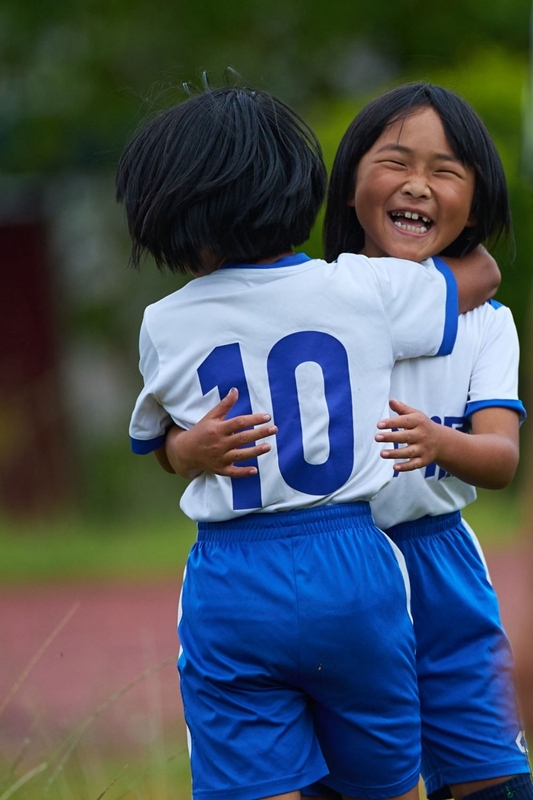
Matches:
[390,247,431,262]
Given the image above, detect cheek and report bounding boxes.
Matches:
[354,183,382,223]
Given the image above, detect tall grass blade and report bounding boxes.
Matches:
[0,602,80,720]
[0,761,47,800]
[44,655,178,792]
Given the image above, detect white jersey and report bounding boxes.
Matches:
[371,299,525,531]
[130,252,458,522]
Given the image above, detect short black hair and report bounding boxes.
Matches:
[324,82,512,261]
[116,84,327,274]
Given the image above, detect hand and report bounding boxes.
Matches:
[165,388,277,480]
[375,398,444,472]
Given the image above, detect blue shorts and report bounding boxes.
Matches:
[387,512,531,800]
[178,502,421,800]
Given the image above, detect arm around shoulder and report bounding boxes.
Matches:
[441,245,501,314]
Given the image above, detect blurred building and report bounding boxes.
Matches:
[0,180,75,517]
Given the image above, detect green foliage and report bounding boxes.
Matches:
[0,0,532,171]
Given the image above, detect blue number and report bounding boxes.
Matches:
[267,332,354,495]
[198,332,354,509]
[197,343,262,510]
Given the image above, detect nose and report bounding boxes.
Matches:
[401,173,431,199]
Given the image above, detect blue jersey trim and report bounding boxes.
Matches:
[487,298,503,309]
[465,398,527,423]
[432,256,459,356]
[222,253,312,270]
[130,433,167,454]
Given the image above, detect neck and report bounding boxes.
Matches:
[256,251,294,264]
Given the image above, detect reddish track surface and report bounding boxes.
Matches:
[1,548,532,757]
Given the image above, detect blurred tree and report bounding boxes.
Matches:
[0,0,531,172]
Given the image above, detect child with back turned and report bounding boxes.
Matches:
[119,83,497,800]
[164,84,533,800]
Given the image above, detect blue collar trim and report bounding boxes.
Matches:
[222,253,312,270]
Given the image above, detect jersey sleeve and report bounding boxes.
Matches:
[368,254,459,360]
[129,315,173,454]
[465,301,526,423]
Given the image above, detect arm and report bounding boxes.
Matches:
[155,388,277,480]
[442,245,501,314]
[375,399,519,489]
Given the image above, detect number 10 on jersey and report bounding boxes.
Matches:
[198,332,355,510]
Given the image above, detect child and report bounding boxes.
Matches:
[120,84,495,800]
[165,84,532,800]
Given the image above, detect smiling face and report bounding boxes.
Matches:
[352,107,476,261]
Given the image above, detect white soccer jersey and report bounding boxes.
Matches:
[130,252,458,522]
[371,299,525,531]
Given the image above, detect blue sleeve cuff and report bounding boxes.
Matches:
[433,256,459,356]
[130,433,167,454]
[465,399,527,424]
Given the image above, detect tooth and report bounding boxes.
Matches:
[404,211,412,218]
[411,212,419,220]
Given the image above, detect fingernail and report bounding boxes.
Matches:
[375,434,384,441]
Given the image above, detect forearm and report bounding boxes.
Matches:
[443,246,501,313]
[163,426,204,480]
[431,425,518,489]
[153,426,204,479]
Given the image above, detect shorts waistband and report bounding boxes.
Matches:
[385,511,462,542]
[197,502,372,542]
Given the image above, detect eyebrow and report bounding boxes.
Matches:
[376,143,461,163]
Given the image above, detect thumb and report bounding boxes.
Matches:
[389,397,417,416]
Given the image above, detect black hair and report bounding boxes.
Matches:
[324,82,512,261]
[116,84,327,274]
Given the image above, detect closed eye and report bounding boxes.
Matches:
[435,168,465,178]
[380,159,407,168]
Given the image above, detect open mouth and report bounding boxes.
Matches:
[389,210,433,234]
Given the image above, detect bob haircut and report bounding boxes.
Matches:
[116,85,327,274]
[324,83,512,261]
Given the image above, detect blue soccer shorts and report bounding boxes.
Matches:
[386,511,531,800]
[177,502,422,800]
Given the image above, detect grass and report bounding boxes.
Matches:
[0,486,526,586]
[0,627,191,800]
[0,514,197,585]
[461,486,526,547]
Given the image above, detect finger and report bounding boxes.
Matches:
[388,398,417,416]
[376,416,410,431]
[229,442,272,461]
[230,424,277,447]
[380,445,418,459]
[222,464,259,478]
[380,447,412,460]
[392,458,423,473]
[204,387,240,421]
[222,414,273,435]
[375,430,414,444]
